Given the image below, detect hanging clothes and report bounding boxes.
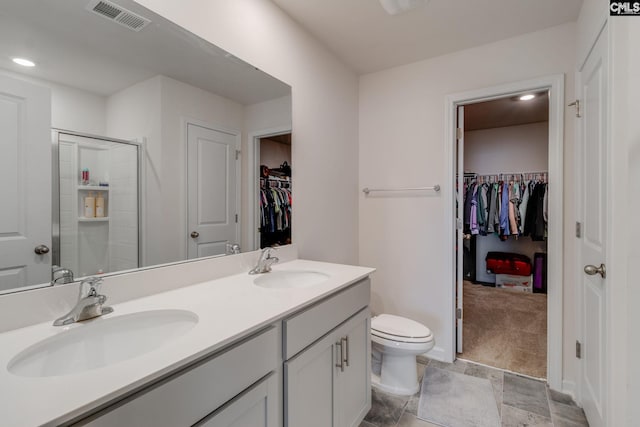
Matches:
[463,174,547,242]
[259,177,292,246]
[523,181,547,241]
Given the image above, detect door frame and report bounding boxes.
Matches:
[444,74,565,391]
[183,118,241,258]
[247,126,292,251]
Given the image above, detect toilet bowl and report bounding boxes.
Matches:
[371,314,434,396]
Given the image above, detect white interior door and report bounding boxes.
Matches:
[0,75,51,292]
[187,123,238,259]
[456,105,464,353]
[578,26,608,427]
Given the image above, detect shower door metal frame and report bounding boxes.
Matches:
[51,129,143,276]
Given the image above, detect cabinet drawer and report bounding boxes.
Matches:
[195,373,277,427]
[284,278,370,360]
[78,326,278,427]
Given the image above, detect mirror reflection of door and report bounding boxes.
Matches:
[0,75,51,293]
[187,123,239,259]
[55,132,140,279]
[258,133,292,249]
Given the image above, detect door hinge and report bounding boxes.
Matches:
[235,213,238,223]
[456,308,462,320]
[576,340,582,359]
[456,128,463,139]
[456,218,463,230]
[568,100,581,118]
[576,222,582,238]
[235,150,240,160]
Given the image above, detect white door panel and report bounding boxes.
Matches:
[0,75,51,292]
[579,27,607,427]
[187,123,238,259]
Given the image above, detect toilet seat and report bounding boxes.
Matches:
[371,314,433,344]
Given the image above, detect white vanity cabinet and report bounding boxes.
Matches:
[74,326,279,427]
[284,279,371,427]
[66,276,371,427]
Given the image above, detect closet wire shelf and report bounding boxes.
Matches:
[362,185,440,195]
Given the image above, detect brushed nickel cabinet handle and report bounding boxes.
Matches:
[343,336,349,367]
[335,340,344,372]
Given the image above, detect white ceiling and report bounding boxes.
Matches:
[271,0,583,74]
[465,91,549,131]
[0,0,290,104]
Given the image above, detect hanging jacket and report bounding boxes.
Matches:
[499,181,510,236]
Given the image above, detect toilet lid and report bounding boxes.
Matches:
[371,314,433,342]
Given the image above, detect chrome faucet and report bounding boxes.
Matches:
[249,247,279,274]
[52,267,74,285]
[53,276,113,326]
[226,243,241,255]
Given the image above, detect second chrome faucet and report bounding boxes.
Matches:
[249,247,279,274]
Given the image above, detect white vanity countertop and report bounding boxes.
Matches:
[0,259,375,427]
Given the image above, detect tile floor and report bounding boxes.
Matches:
[360,358,589,427]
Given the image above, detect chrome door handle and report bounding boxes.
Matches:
[584,263,606,278]
[190,231,199,238]
[34,245,50,255]
[335,340,344,372]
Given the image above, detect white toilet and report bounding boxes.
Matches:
[371,314,435,395]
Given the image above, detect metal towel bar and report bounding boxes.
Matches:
[362,185,440,195]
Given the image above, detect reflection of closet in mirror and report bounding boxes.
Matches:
[259,133,292,248]
[55,132,140,279]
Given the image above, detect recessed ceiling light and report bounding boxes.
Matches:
[519,94,535,101]
[12,58,36,67]
[379,0,428,16]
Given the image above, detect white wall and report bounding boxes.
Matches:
[160,75,245,263]
[619,20,640,424]
[260,139,291,169]
[135,0,360,265]
[0,69,106,135]
[464,122,549,174]
[105,76,162,266]
[608,16,638,426]
[359,23,576,372]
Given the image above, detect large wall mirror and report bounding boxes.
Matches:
[0,0,292,294]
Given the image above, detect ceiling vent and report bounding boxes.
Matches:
[86,0,151,32]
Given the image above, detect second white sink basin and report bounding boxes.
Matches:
[8,309,198,378]
[254,270,329,289]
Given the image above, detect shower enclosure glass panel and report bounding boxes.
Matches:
[55,132,140,279]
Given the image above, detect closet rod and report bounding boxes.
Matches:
[362,185,440,195]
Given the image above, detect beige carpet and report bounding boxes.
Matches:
[459,281,547,378]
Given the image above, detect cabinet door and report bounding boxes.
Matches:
[334,309,371,427]
[284,331,338,427]
[195,374,277,427]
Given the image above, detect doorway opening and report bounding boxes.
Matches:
[257,133,292,248]
[445,75,564,389]
[457,93,549,378]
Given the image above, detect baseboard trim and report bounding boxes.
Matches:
[561,380,577,401]
[420,346,448,363]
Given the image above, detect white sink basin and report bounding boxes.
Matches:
[254,270,329,289]
[8,309,198,378]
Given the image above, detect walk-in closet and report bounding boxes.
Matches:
[457,92,549,378]
[259,133,292,248]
